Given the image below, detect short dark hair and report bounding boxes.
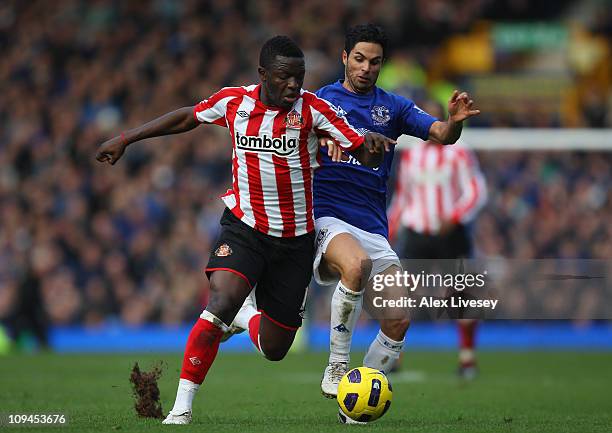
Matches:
[344,24,388,59]
[259,36,304,69]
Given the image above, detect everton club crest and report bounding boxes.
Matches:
[285,110,303,129]
[371,105,391,126]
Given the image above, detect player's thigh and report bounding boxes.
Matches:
[363,264,410,322]
[256,232,314,357]
[313,218,371,286]
[322,233,372,282]
[258,314,298,361]
[205,209,265,323]
[207,270,252,324]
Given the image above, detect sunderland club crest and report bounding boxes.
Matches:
[215,244,233,257]
[371,105,391,126]
[285,110,303,129]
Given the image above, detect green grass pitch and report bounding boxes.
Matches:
[1,351,611,432]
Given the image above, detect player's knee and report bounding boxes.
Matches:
[380,318,410,341]
[264,350,287,362]
[205,284,241,323]
[261,344,290,362]
[341,254,372,289]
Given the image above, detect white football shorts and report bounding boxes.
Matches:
[313,216,401,285]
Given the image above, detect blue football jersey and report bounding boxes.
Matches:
[314,80,437,238]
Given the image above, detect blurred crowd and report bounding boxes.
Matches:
[0,1,610,339]
[474,151,611,259]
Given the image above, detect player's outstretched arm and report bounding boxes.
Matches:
[428,90,480,145]
[350,132,395,168]
[96,106,200,165]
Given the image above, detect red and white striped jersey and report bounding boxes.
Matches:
[194,84,364,238]
[388,140,487,237]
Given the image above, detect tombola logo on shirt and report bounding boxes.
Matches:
[235,131,298,156]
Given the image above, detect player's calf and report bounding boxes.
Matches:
[365,318,410,372]
[363,328,406,373]
[380,317,410,341]
[361,265,410,372]
[165,271,250,424]
[257,314,298,361]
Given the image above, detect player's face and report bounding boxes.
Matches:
[343,42,383,94]
[259,56,305,110]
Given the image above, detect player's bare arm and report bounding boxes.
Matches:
[428,90,480,145]
[95,106,199,165]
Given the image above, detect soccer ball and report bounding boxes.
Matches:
[336,367,392,423]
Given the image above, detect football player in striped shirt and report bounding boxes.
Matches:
[388,100,487,380]
[96,35,395,425]
[310,24,481,414]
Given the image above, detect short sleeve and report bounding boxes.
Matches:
[305,93,364,151]
[397,96,437,140]
[193,87,244,127]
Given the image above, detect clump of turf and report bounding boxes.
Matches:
[129,362,164,418]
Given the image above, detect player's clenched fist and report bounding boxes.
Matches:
[96,134,128,165]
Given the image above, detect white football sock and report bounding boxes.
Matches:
[329,281,363,364]
[363,330,404,373]
[199,310,229,333]
[233,301,258,330]
[170,378,200,414]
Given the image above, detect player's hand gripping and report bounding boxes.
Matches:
[319,136,349,162]
[96,134,128,165]
[447,90,480,123]
[363,132,395,154]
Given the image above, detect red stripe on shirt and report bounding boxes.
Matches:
[388,150,411,239]
[193,87,244,125]
[299,102,315,233]
[435,145,444,226]
[272,155,295,237]
[204,87,244,108]
[245,153,268,233]
[452,150,480,222]
[244,104,269,233]
[419,146,430,234]
[456,177,479,222]
[226,96,244,218]
[302,92,364,151]
[272,113,296,237]
[451,155,460,208]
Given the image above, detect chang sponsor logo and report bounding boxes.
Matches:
[235,131,298,156]
[341,153,379,172]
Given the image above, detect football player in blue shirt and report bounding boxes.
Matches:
[313,24,480,412]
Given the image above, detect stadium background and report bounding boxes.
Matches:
[0,0,610,354]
